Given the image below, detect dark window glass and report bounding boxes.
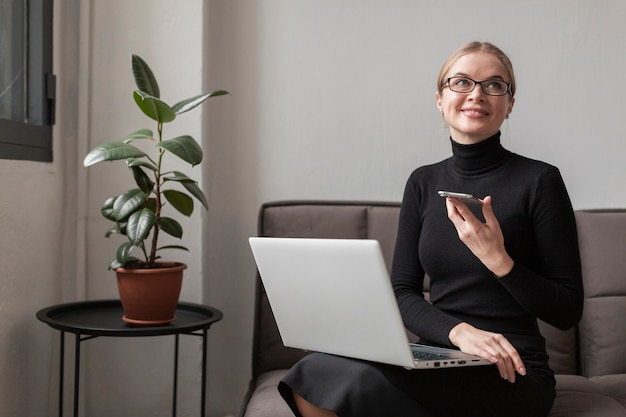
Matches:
[0,0,55,162]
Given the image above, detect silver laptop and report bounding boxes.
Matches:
[248,237,492,369]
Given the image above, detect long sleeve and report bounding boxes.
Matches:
[496,167,583,330]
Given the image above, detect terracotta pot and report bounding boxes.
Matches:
[115,262,186,326]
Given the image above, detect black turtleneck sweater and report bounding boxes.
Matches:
[391,132,584,379]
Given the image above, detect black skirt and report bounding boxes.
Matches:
[278,353,555,417]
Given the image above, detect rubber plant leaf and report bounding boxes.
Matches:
[163,189,194,217]
[83,141,147,167]
[157,216,183,239]
[110,242,141,270]
[112,188,147,222]
[133,91,176,123]
[157,135,202,166]
[157,245,189,252]
[101,196,118,221]
[122,128,153,143]
[163,172,195,182]
[164,171,208,210]
[172,90,229,115]
[131,55,160,98]
[181,180,208,210]
[127,158,158,172]
[104,224,127,238]
[115,241,135,263]
[126,208,156,245]
[130,166,155,194]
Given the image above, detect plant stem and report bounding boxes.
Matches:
[148,121,164,266]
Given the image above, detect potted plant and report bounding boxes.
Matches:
[83,54,228,325]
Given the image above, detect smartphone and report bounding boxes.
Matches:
[438,191,483,205]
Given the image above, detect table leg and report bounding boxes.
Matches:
[201,327,207,417]
[59,331,65,417]
[74,334,81,417]
[173,333,179,417]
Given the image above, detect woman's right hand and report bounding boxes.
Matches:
[448,322,526,383]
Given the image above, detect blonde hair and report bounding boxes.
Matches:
[437,41,516,97]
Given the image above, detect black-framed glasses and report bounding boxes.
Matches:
[442,76,512,96]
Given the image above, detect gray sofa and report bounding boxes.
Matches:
[240,201,626,417]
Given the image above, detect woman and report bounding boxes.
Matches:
[278,41,584,417]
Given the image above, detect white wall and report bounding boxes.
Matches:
[2,1,626,416]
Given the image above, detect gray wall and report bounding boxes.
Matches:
[1,1,625,416]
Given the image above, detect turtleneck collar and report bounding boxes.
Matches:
[449,131,511,177]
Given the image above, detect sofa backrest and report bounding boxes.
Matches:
[575,210,626,377]
[250,201,597,379]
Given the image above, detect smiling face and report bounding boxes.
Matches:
[436,51,515,145]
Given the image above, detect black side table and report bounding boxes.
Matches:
[36,299,223,417]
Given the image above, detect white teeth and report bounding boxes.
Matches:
[463,109,485,115]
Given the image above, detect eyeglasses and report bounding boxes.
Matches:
[442,76,512,96]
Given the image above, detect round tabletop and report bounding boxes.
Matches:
[36,299,223,337]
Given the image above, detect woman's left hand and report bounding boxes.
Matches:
[445,196,514,277]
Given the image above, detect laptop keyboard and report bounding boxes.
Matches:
[411,349,447,361]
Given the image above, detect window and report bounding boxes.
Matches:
[0,0,55,162]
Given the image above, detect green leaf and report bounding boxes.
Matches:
[163,171,195,183]
[182,181,208,210]
[157,217,183,238]
[172,90,229,115]
[83,142,147,167]
[146,197,157,212]
[105,223,127,238]
[163,189,194,216]
[122,128,153,143]
[131,55,160,98]
[157,135,202,166]
[109,259,123,270]
[101,197,118,221]
[163,171,208,210]
[116,241,136,262]
[157,245,189,252]
[130,166,154,194]
[113,189,146,221]
[110,242,141,270]
[127,158,158,172]
[133,91,176,123]
[126,208,155,245]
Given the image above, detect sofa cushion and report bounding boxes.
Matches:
[538,320,578,375]
[576,210,626,377]
[549,375,626,417]
[241,370,292,417]
[590,374,626,408]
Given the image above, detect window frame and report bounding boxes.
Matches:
[0,0,55,162]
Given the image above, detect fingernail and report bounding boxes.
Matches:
[519,367,526,376]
